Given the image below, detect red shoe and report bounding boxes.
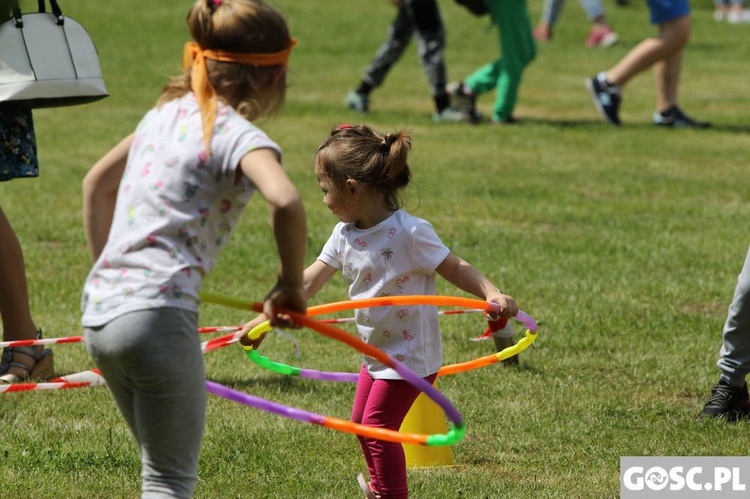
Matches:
[585,25,618,48]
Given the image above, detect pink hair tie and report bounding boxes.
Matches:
[212,0,221,6]
[337,124,353,130]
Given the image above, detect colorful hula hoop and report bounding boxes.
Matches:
[205,380,464,446]
[243,321,357,383]
[200,292,537,332]
[243,317,537,382]
[200,293,489,446]
[4,294,534,448]
[206,292,539,381]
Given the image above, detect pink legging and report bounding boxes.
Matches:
[352,364,438,499]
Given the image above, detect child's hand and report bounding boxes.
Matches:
[239,315,269,348]
[487,291,518,319]
[263,278,307,329]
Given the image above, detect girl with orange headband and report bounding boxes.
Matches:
[80,1,306,496]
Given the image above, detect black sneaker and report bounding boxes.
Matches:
[653,106,711,129]
[585,73,621,125]
[699,381,750,422]
[446,81,481,124]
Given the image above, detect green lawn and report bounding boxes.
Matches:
[1,0,750,497]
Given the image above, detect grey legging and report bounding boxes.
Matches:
[85,308,205,498]
[718,246,750,387]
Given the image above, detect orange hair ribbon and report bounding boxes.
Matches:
[182,39,298,155]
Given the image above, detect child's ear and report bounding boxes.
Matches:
[345,178,360,195]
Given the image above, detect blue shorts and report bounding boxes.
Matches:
[0,109,39,182]
[647,0,690,24]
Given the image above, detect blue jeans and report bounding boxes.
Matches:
[539,0,605,24]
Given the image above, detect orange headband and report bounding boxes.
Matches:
[182,39,297,155]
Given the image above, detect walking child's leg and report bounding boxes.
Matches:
[652,17,690,111]
[539,0,566,28]
[360,6,415,91]
[606,15,689,87]
[579,0,605,22]
[347,4,416,112]
[486,0,536,122]
[411,0,450,111]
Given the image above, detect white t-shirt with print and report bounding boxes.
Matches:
[317,210,451,379]
[82,94,281,327]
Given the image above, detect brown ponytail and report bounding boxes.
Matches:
[315,124,412,211]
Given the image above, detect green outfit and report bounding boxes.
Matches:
[464,0,536,122]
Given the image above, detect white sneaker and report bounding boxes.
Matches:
[432,106,472,123]
[344,90,369,113]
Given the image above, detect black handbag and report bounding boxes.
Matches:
[0,0,108,109]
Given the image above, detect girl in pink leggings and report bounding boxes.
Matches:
[243,124,517,498]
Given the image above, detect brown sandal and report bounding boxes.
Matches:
[0,331,55,384]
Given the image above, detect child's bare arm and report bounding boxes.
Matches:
[239,260,337,347]
[82,134,134,261]
[240,148,307,327]
[436,252,518,318]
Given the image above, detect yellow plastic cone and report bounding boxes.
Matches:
[400,379,453,467]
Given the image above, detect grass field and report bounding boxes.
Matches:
[2,0,750,497]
